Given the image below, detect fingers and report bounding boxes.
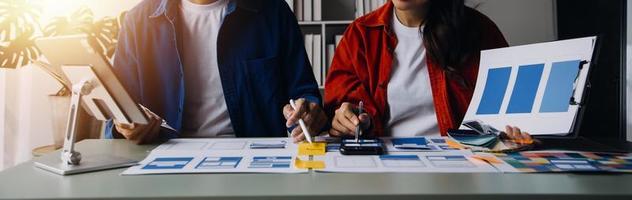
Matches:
[341,106,360,126]
[286,98,307,127]
[337,103,360,130]
[332,116,355,135]
[332,106,356,135]
[290,126,306,143]
[137,119,161,144]
[283,104,293,120]
[329,128,346,137]
[117,105,163,144]
[505,125,533,144]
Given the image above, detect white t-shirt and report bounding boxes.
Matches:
[179,0,235,138]
[386,9,440,137]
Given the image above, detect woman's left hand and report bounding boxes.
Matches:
[502,125,534,145]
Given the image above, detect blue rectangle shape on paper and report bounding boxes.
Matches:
[477,67,512,115]
[506,64,545,113]
[248,156,292,169]
[143,157,194,170]
[540,60,581,113]
[379,155,421,160]
[195,157,242,169]
[391,137,428,146]
[427,155,468,161]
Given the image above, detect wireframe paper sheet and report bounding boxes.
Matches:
[122,138,308,175]
[461,37,597,135]
[316,151,499,173]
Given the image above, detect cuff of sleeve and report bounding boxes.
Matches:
[301,95,321,106]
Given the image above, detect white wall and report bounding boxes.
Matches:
[469,0,558,46]
[0,70,5,170]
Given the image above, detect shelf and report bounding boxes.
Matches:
[298,20,354,25]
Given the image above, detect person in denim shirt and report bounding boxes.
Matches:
[108,0,326,144]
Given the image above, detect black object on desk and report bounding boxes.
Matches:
[340,138,385,155]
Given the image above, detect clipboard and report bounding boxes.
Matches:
[460,36,600,138]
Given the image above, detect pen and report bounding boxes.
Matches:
[289,99,313,144]
[355,101,363,143]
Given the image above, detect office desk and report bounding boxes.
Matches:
[1,139,632,200]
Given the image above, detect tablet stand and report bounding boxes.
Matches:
[35,66,136,175]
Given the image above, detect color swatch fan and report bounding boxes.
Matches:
[461,37,597,136]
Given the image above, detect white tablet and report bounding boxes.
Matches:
[35,34,148,125]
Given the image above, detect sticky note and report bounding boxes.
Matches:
[298,142,326,156]
[295,158,325,169]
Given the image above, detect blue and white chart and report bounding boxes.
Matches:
[122,138,307,175]
[462,37,596,135]
[317,151,497,173]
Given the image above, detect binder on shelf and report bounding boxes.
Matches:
[303,0,313,21]
[355,0,365,18]
[335,35,343,47]
[327,44,336,75]
[314,0,322,21]
[305,34,314,66]
[296,0,303,21]
[313,34,322,86]
[363,1,371,15]
[371,0,379,12]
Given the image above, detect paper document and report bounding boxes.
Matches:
[122,138,307,175]
[383,137,463,152]
[317,151,498,173]
[462,37,597,135]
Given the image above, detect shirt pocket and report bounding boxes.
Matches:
[242,56,282,104]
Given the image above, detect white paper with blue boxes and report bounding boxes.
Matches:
[121,138,307,175]
[461,37,597,135]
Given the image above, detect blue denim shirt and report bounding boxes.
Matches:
[105,0,321,139]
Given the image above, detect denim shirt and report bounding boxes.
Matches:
[105,0,321,139]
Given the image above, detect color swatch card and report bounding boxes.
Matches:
[462,37,596,135]
[317,151,498,173]
[122,138,307,175]
[489,151,632,173]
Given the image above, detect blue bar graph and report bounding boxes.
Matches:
[506,64,545,113]
[540,60,581,113]
[476,67,512,115]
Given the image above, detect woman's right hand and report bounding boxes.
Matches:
[115,106,162,144]
[330,102,371,137]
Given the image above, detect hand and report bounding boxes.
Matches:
[283,98,328,143]
[502,125,534,145]
[330,102,370,137]
[115,106,162,144]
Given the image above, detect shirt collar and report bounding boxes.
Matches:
[149,0,260,19]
